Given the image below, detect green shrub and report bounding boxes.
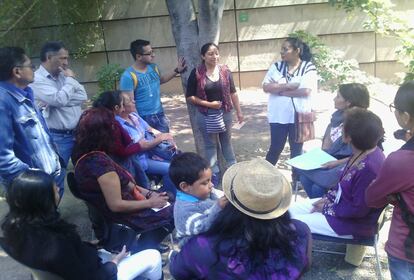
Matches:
[95,63,124,100]
[289,30,379,91]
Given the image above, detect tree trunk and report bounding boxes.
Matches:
[166,0,226,174]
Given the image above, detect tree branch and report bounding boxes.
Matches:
[1,0,40,38]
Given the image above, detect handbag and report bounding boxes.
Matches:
[205,109,226,134]
[144,131,177,161]
[291,98,316,143]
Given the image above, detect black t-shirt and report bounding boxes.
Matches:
[186,68,236,102]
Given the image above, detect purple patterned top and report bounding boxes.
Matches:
[169,219,310,280]
[322,147,385,238]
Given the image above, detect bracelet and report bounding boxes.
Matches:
[145,191,153,199]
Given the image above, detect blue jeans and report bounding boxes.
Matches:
[266,123,303,180]
[300,175,327,198]
[142,112,170,133]
[388,254,414,280]
[196,109,236,174]
[298,165,343,198]
[146,158,176,196]
[50,132,75,197]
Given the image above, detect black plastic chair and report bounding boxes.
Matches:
[312,208,387,280]
[66,172,138,253]
[0,238,64,280]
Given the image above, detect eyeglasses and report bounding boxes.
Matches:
[140,51,154,56]
[16,64,36,70]
[389,103,397,113]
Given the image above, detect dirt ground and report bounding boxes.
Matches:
[0,87,402,279]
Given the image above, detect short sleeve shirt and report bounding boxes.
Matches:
[120,64,162,116]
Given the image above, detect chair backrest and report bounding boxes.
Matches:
[65,172,138,253]
[376,207,388,234]
[30,268,64,280]
[66,172,82,199]
[0,238,64,280]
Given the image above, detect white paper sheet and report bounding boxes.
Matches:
[286,148,337,170]
[151,201,171,212]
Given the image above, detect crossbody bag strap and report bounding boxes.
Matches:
[396,193,414,259]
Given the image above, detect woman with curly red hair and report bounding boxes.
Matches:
[72,107,174,252]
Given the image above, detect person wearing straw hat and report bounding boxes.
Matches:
[169,158,311,280]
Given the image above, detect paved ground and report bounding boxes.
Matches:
[0,86,402,279]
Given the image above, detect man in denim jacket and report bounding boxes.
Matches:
[0,47,62,196]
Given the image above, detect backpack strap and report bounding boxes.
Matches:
[129,71,138,91]
[152,64,160,76]
[129,64,159,92]
[396,193,414,260]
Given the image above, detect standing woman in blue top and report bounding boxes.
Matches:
[262,37,318,184]
[186,43,244,185]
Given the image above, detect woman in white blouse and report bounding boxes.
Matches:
[262,37,318,185]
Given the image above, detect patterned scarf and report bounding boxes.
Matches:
[195,64,233,113]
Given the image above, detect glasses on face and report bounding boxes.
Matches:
[140,50,154,56]
[16,64,36,71]
[280,47,293,54]
[389,103,397,113]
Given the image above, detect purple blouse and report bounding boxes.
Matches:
[169,219,310,280]
[323,147,385,238]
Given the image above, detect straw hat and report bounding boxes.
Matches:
[222,158,292,220]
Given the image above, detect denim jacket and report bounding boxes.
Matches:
[0,82,61,185]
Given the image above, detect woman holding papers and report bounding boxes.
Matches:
[298,83,370,198]
[289,108,384,242]
[186,43,244,186]
[262,37,317,186]
[72,108,174,252]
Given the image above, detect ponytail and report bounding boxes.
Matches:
[285,37,312,61]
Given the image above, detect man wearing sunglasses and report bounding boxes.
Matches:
[120,39,186,133]
[0,47,62,196]
[30,41,87,198]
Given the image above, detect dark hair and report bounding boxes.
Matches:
[394,81,414,116]
[169,152,210,189]
[200,43,219,56]
[343,108,384,150]
[206,203,300,270]
[93,90,123,111]
[130,39,151,60]
[338,83,370,109]
[40,41,66,62]
[72,107,115,162]
[285,37,312,61]
[1,170,77,258]
[0,47,27,81]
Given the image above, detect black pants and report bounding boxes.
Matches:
[265,123,303,180]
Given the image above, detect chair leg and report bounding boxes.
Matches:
[169,233,175,249]
[294,182,299,201]
[374,235,383,280]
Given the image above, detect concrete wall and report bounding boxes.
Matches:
[34,0,412,96]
